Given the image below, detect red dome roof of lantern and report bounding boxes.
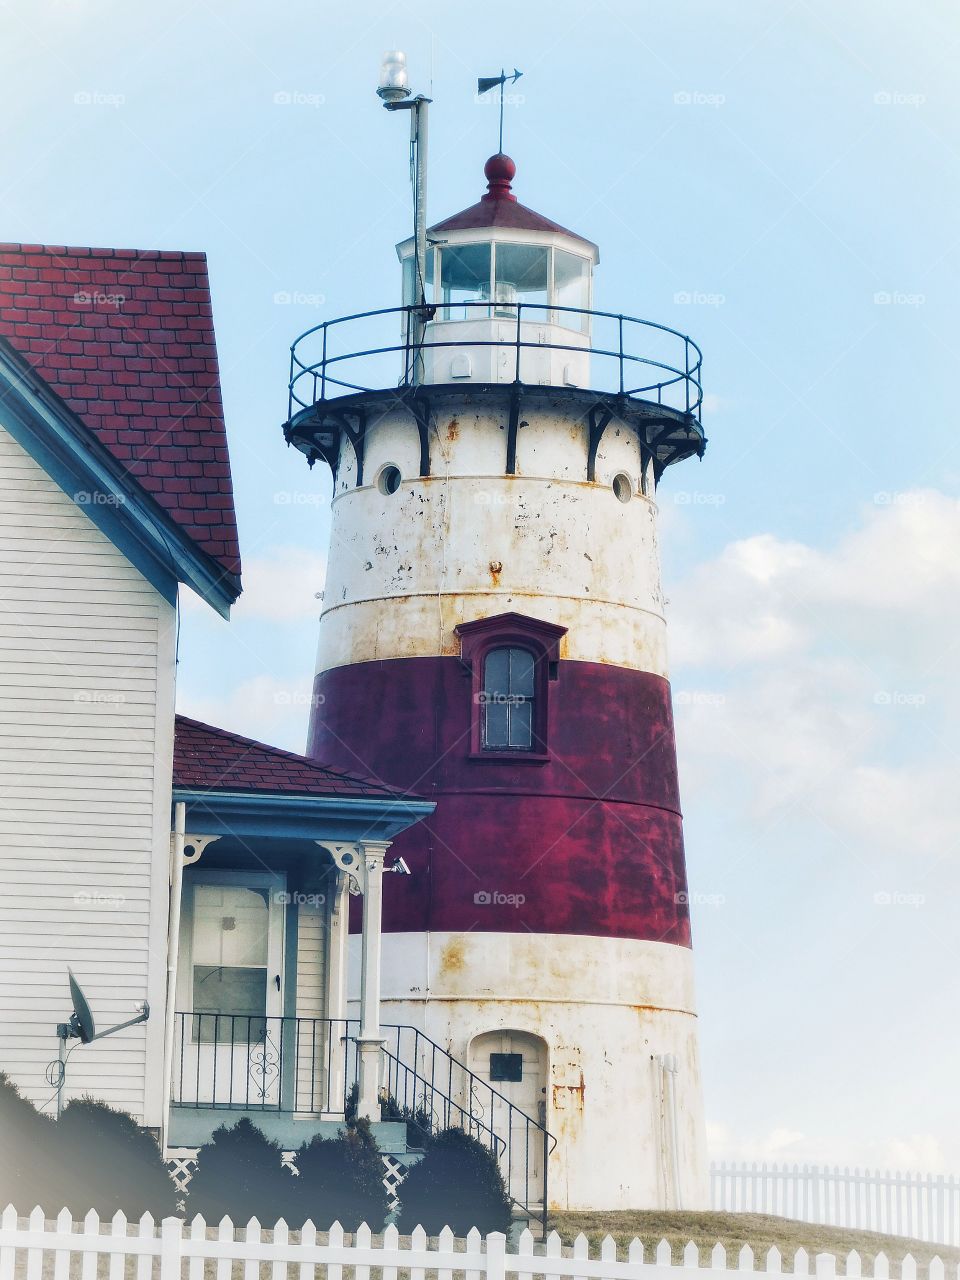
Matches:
[428,154,598,252]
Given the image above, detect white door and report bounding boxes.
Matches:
[175,871,285,1109]
[470,1030,547,1207]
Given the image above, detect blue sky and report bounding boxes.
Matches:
[4,0,958,1172]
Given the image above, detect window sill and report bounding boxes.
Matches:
[468,749,551,765]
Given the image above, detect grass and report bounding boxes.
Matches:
[547,1210,960,1273]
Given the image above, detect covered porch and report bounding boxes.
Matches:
[162,716,434,1152]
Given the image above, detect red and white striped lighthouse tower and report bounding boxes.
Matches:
[287,149,709,1212]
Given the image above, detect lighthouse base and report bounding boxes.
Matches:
[347,931,708,1212]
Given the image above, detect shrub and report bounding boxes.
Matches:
[396,1127,513,1236]
[291,1119,389,1230]
[187,1118,294,1225]
[56,1098,177,1219]
[0,1071,60,1213]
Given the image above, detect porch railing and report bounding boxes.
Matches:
[171,1013,554,1229]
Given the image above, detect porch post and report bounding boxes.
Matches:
[325,872,350,1112]
[356,840,390,1121]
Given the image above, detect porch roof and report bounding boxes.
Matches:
[173,715,434,841]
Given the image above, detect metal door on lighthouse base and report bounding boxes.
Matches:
[470,1030,547,1207]
[178,870,286,1109]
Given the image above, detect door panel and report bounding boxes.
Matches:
[470,1029,547,1206]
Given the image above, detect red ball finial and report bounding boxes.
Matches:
[483,152,517,201]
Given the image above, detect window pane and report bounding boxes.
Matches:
[509,698,533,749]
[495,243,549,317]
[509,648,535,697]
[483,647,510,695]
[402,251,434,305]
[193,884,269,967]
[192,967,267,1018]
[440,243,491,319]
[554,250,590,332]
[484,700,509,748]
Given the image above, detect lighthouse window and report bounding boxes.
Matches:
[482,646,535,750]
[401,251,435,306]
[554,249,591,332]
[494,243,549,318]
[440,243,491,320]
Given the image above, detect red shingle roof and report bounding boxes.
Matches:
[429,153,597,251]
[174,715,411,800]
[0,243,241,580]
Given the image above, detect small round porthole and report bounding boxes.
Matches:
[377,465,402,496]
[612,472,633,504]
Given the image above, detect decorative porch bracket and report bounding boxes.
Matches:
[315,840,391,1121]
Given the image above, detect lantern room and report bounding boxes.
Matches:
[397,153,599,388]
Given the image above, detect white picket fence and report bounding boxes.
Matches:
[711,1165,960,1247]
[1,1207,958,1280]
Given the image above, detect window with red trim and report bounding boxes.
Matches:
[455,612,567,763]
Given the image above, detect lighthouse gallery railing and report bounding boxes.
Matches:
[288,301,703,421]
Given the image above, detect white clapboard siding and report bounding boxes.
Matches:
[1,1208,956,1280]
[712,1164,960,1247]
[0,422,176,1123]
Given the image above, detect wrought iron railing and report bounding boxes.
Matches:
[171,1013,553,1228]
[287,301,703,422]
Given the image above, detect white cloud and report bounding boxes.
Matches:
[181,546,327,623]
[178,673,317,754]
[669,490,960,857]
[707,1121,953,1173]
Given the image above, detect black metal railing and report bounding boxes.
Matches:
[379,1024,554,1230]
[171,1013,554,1228]
[288,301,703,423]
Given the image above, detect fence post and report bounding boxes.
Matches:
[486,1232,506,1280]
[160,1216,182,1280]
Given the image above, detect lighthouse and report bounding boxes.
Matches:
[285,130,709,1211]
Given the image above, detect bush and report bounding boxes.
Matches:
[187,1118,294,1225]
[0,1071,60,1213]
[396,1127,512,1236]
[56,1098,177,1219]
[291,1119,389,1230]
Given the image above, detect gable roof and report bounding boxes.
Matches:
[0,244,241,587]
[173,715,413,800]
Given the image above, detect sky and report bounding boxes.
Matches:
[2,0,958,1173]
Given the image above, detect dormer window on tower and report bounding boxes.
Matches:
[456,612,567,763]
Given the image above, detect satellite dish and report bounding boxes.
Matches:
[68,968,96,1043]
[53,968,150,1117]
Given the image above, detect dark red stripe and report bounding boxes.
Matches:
[309,656,692,946]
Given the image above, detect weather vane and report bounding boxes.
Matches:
[477,68,523,154]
